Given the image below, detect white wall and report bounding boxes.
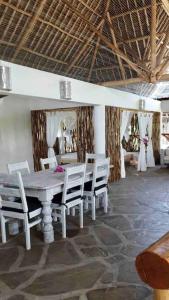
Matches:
[0,95,83,173]
[161,100,169,112]
[0,61,161,173]
[1,61,161,111]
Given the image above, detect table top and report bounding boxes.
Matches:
[0,163,93,191]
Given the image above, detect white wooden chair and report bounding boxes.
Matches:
[0,172,42,250]
[85,153,105,163]
[7,160,30,175]
[40,156,58,170]
[84,158,110,220]
[52,164,86,238]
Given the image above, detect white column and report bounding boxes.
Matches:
[93,105,105,155]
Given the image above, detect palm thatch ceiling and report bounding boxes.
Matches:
[0,0,169,98]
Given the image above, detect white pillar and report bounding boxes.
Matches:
[93,105,105,155]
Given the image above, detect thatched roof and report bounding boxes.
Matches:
[0,0,169,97]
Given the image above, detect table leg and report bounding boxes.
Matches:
[40,191,54,244]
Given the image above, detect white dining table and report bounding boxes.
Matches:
[0,163,93,244]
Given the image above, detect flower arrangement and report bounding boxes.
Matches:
[140,137,148,146]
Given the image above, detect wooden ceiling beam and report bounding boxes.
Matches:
[161,0,169,15]
[156,57,169,79]
[67,19,104,73]
[150,0,157,74]
[87,0,111,81]
[107,12,126,80]
[0,1,83,42]
[12,0,47,60]
[1,1,166,47]
[77,0,101,17]
[61,0,147,79]
[157,28,169,66]
[0,40,88,71]
[111,3,161,20]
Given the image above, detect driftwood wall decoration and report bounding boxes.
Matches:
[76,106,94,162]
[31,110,47,171]
[152,112,160,164]
[105,106,121,182]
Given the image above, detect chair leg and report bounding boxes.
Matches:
[61,207,66,238]
[91,195,96,221]
[79,202,83,228]
[1,214,6,243]
[71,207,76,216]
[24,216,31,250]
[84,198,89,210]
[104,190,108,213]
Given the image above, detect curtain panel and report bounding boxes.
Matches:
[152,112,160,164]
[76,106,94,162]
[147,113,155,167]
[105,106,121,182]
[120,111,133,178]
[137,113,149,172]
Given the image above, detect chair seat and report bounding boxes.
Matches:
[52,192,81,206]
[2,197,42,218]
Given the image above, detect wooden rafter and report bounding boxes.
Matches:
[67,19,104,73]
[157,57,169,79]
[107,12,125,80]
[0,40,88,71]
[150,0,157,74]
[61,0,147,80]
[157,28,169,65]
[111,3,161,20]
[87,0,111,81]
[161,0,169,15]
[1,1,167,48]
[12,0,47,60]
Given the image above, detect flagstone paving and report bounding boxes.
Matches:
[1,167,169,299]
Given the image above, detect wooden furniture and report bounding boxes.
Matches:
[135,232,169,299]
[52,164,86,238]
[0,172,42,250]
[85,153,105,163]
[7,160,30,175]
[0,163,93,244]
[83,158,110,220]
[40,156,58,170]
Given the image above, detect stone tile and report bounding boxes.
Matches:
[123,230,167,247]
[81,246,108,257]
[87,286,151,300]
[102,215,131,231]
[94,226,122,246]
[0,248,18,271]
[74,235,97,247]
[0,270,35,289]
[120,245,144,258]
[45,240,81,267]
[106,254,126,265]
[7,295,26,300]
[20,245,44,267]
[118,261,141,284]
[24,262,105,296]
[101,272,114,284]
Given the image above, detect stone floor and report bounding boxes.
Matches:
[1,166,169,300]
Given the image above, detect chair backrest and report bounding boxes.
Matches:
[85,153,105,163]
[91,158,110,192]
[7,160,30,175]
[62,164,86,204]
[40,156,58,170]
[0,172,28,212]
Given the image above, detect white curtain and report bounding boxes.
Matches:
[147,113,155,167]
[120,111,132,178]
[137,113,149,172]
[124,112,133,142]
[46,112,61,158]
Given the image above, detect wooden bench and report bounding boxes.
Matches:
[135,232,169,300]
